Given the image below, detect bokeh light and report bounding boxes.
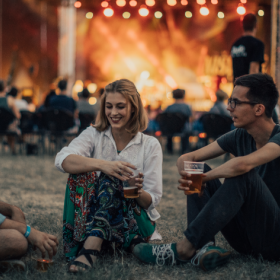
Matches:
[140,71,150,80]
[104,7,114,17]
[139,5,149,16]
[200,5,209,16]
[211,0,218,4]
[129,0,137,7]
[237,3,246,15]
[123,11,131,18]
[217,11,224,18]
[154,11,163,18]
[167,0,177,6]
[89,97,97,105]
[116,0,126,7]
[146,0,155,7]
[258,9,264,16]
[74,1,82,8]
[181,0,188,5]
[86,12,94,19]
[87,83,97,93]
[197,0,206,4]
[240,0,247,3]
[101,1,109,8]
[185,11,192,18]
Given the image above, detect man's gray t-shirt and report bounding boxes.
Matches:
[164,103,192,117]
[217,125,280,206]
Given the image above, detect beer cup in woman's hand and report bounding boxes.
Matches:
[123,169,143,198]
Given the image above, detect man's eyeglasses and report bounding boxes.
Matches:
[227,98,258,109]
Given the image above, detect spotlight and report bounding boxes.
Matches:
[237,3,246,15]
[258,9,264,16]
[217,11,224,18]
[101,1,109,7]
[211,0,218,4]
[185,11,192,18]
[167,0,177,6]
[146,0,155,6]
[86,12,93,19]
[123,11,131,18]
[154,11,163,18]
[200,4,209,16]
[104,7,114,17]
[181,0,188,5]
[116,0,126,7]
[139,5,149,16]
[129,0,137,7]
[74,1,82,8]
[197,0,205,4]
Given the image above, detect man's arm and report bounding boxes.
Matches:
[249,61,260,74]
[0,201,25,223]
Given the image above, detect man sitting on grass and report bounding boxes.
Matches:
[0,200,58,271]
[133,73,280,271]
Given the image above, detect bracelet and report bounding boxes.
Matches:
[24,225,31,238]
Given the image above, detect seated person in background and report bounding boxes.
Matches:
[209,89,230,117]
[134,73,280,271]
[0,81,21,154]
[77,88,98,116]
[164,89,192,154]
[0,200,58,272]
[7,87,29,112]
[49,79,79,133]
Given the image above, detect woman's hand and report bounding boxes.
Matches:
[135,173,144,196]
[100,160,136,181]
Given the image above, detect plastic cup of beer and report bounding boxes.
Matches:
[31,247,54,272]
[184,161,204,195]
[123,169,141,199]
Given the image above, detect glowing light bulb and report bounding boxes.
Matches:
[123,11,131,18]
[154,11,163,18]
[211,0,218,4]
[185,11,192,18]
[139,5,149,16]
[129,0,137,7]
[86,12,93,19]
[74,1,82,8]
[197,0,206,4]
[217,11,224,18]
[146,0,155,6]
[181,0,188,5]
[200,5,209,16]
[237,3,246,15]
[116,0,126,7]
[101,1,109,7]
[258,9,264,16]
[104,7,114,17]
[167,0,177,6]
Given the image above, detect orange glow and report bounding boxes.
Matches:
[167,0,177,6]
[129,0,137,7]
[181,0,188,5]
[165,75,177,89]
[211,0,218,4]
[139,5,149,17]
[146,0,155,7]
[155,131,162,137]
[116,0,126,7]
[101,1,109,8]
[199,132,207,138]
[197,0,205,4]
[74,1,82,8]
[237,3,246,15]
[104,7,114,17]
[200,5,209,16]
[240,0,247,3]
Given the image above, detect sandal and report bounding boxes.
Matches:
[70,248,100,272]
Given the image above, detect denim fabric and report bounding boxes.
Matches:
[0,213,6,225]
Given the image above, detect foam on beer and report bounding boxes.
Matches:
[123,186,137,190]
[185,169,203,174]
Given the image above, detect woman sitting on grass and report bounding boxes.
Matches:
[55,79,162,272]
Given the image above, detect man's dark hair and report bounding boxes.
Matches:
[58,80,67,91]
[172,89,185,99]
[0,80,4,92]
[79,88,90,99]
[234,73,279,118]
[242,13,257,32]
[7,87,18,98]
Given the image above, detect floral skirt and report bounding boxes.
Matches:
[63,171,155,261]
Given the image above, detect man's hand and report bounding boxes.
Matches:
[11,206,26,224]
[27,228,59,260]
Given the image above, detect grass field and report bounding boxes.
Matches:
[1,152,280,280]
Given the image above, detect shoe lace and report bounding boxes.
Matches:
[191,241,214,266]
[152,244,176,266]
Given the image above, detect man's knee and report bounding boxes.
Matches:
[0,229,28,260]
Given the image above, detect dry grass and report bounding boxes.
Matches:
[1,152,280,280]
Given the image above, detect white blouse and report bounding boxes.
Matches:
[55,126,163,221]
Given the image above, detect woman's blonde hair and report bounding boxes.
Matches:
[93,79,148,135]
